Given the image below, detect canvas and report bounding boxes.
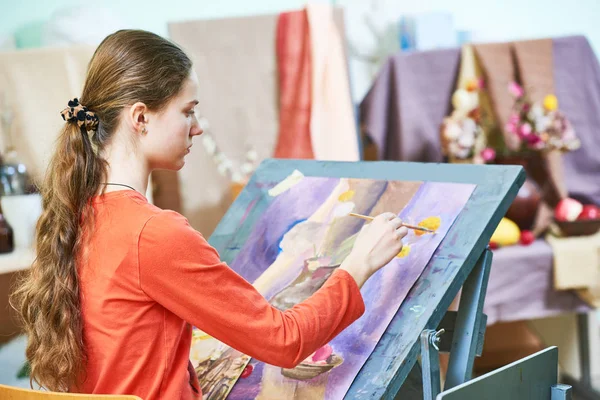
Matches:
[190,176,475,399]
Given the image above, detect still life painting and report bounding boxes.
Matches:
[190,175,475,399]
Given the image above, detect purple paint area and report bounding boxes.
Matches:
[230,177,339,283]
[230,361,264,399]
[224,179,474,399]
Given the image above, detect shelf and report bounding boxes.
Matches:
[0,247,35,274]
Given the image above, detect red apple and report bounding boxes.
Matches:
[554,198,583,222]
[577,205,600,220]
[520,230,535,245]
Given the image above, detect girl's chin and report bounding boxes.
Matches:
[152,159,186,171]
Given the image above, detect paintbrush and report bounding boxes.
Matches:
[348,212,435,233]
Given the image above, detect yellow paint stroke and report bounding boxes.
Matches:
[192,330,213,341]
[415,216,441,236]
[337,189,355,202]
[396,244,411,258]
[268,169,304,197]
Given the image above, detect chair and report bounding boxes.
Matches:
[0,384,142,400]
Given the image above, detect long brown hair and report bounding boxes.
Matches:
[11,29,192,391]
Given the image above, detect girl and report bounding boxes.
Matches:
[12,29,408,399]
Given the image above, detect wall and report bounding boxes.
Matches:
[0,0,328,47]
[0,0,598,101]
[340,0,600,99]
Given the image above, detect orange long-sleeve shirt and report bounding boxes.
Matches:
[76,190,365,399]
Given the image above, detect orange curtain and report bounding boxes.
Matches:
[273,10,314,159]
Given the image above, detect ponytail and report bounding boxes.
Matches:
[11,100,106,391]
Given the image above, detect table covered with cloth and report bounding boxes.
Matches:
[360,35,600,323]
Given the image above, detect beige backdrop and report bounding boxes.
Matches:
[159,14,282,236]
[161,10,346,236]
[0,46,95,182]
[0,10,347,238]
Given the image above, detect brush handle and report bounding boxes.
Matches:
[348,213,433,233]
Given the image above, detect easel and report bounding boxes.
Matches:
[209,159,573,399]
[398,247,573,399]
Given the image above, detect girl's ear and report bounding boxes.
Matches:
[128,102,149,134]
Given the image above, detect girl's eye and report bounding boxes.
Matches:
[187,110,195,116]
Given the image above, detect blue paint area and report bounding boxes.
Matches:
[275,218,307,255]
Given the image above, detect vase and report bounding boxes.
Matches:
[0,203,14,254]
[0,193,42,249]
[506,179,542,231]
[494,154,543,231]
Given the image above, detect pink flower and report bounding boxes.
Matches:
[478,78,486,89]
[505,122,517,134]
[531,139,545,150]
[481,147,496,162]
[522,103,531,112]
[526,134,542,145]
[508,113,520,125]
[508,82,524,98]
[518,123,532,138]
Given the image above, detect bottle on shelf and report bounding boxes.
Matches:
[1,91,35,196]
[0,201,14,254]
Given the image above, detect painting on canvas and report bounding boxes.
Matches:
[190,176,475,399]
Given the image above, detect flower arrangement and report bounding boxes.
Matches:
[505,82,580,153]
[440,78,496,164]
[198,117,259,184]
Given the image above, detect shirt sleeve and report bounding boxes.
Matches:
[137,210,365,368]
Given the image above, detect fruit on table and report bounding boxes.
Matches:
[490,218,521,247]
[577,204,600,220]
[554,198,583,221]
[520,230,535,245]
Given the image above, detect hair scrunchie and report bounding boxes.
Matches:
[60,98,99,133]
[60,98,100,153]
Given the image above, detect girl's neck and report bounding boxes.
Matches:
[101,140,149,195]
